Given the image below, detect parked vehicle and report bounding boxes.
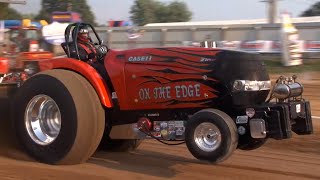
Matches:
[0,24,53,86]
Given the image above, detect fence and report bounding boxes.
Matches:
[94,21,320,53]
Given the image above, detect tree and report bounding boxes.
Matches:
[165,1,192,23]
[130,0,161,26]
[35,0,96,25]
[300,2,320,17]
[0,2,23,20]
[130,0,192,26]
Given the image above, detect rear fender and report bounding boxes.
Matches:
[38,58,113,108]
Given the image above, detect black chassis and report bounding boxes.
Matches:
[107,98,313,143]
[234,100,313,141]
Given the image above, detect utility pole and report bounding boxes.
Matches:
[269,0,277,24]
[67,3,73,12]
[261,0,279,24]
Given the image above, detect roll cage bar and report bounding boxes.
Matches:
[63,22,102,60]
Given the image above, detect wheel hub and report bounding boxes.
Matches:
[25,95,61,146]
[194,122,221,152]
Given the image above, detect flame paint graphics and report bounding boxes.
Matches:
[130,47,221,108]
[138,47,219,70]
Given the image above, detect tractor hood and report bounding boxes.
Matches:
[121,47,270,106]
[123,47,270,83]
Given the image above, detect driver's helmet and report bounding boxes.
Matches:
[77,25,90,43]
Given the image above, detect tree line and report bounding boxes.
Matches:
[1,0,320,26]
[0,0,192,26]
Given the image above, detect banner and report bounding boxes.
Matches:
[51,11,81,23]
[217,41,241,50]
[240,40,270,52]
[304,41,320,52]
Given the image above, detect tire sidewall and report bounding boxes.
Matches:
[13,74,77,164]
[185,110,233,162]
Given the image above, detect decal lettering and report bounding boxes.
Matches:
[175,84,200,98]
[138,84,201,101]
[139,88,151,100]
[200,57,215,62]
[128,56,152,62]
[154,86,171,99]
[147,113,160,117]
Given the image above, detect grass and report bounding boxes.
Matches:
[263,59,320,74]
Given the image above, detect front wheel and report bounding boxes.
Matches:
[185,109,238,163]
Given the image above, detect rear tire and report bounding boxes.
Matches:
[12,69,105,165]
[185,109,238,163]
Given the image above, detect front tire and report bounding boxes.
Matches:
[185,109,238,163]
[12,69,105,165]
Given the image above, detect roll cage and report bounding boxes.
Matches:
[62,22,103,60]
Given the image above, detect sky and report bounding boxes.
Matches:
[10,0,317,25]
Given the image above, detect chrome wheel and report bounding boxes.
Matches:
[25,95,61,146]
[194,122,221,152]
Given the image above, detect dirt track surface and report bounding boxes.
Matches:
[0,121,319,180]
[0,72,319,180]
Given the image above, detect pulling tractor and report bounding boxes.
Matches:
[2,22,313,165]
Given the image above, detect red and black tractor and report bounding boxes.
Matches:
[9,22,313,165]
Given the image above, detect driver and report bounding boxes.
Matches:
[76,26,97,62]
[75,25,108,63]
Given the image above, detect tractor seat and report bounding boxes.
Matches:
[61,42,74,57]
[61,42,86,60]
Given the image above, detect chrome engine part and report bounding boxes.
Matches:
[249,119,267,138]
[270,75,304,102]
